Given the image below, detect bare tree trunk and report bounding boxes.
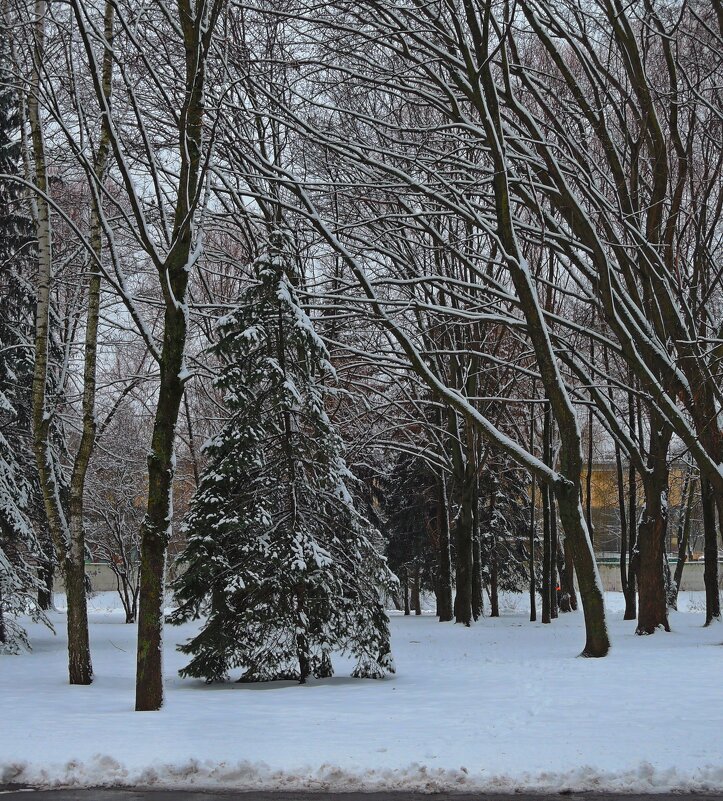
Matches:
[636,423,671,634]
[471,473,483,622]
[528,402,537,622]
[29,0,92,685]
[672,473,696,608]
[436,469,453,622]
[624,389,638,621]
[132,0,222,711]
[477,19,608,654]
[701,476,721,625]
[616,441,628,602]
[542,401,552,624]
[411,565,422,615]
[453,495,474,625]
[490,545,499,618]
[550,487,558,620]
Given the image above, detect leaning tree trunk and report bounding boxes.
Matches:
[478,32,608,654]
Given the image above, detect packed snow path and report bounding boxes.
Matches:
[2,593,723,793]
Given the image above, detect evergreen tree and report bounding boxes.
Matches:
[384,453,438,611]
[170,231,396,683]
[0,34,49,651]
[478,455,534,599]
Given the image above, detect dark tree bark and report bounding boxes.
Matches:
[37,560,53,611]
[624,388,638,621]
[636,421,671,634]
[490,545,499,618]
[550,489,558,619]
[436,470,453,622]
[411,565,422,616]
[701,476,721,625]
[541,401,552,624]
[671,473,695,608]
[528,402,537,622]
[471,473,483,621]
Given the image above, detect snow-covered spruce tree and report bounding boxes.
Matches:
[170,231,396,684]
[0,34,49,652]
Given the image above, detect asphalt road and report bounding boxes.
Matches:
[3,792,723,801]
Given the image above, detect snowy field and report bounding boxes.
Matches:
[2,591,723,793]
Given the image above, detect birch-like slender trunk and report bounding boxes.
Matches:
[29,0,93,685]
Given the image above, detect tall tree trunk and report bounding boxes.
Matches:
[624,388,638,621]
[557,538,577,612]
[490,543,499,617]
[528,402,537,622]
[403,573,410,616]
[449,414,474,626]
[550,490,558,619]
[412,564,422,615]
[471,473,483,621]
[616,441,628,602]
[453,498,474,625]
[636,422,671,634]
[541,401,552,624]
[133,0,220,711]
[29,0,92,685]
[478,12,608,655]
[701,476,721,625]
[37,559,53,611]
[672,473,696,607]
[436,469,453,622]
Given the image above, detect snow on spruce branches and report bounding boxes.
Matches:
[170,231,396,683]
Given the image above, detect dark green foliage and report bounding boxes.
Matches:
[170,232,396,683]
[0,37,49,651]
[478,455,534,595]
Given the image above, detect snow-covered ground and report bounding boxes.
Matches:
[2,591,723,793]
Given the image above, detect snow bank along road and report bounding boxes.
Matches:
[3,592,723,794]
[4,794,723,801]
